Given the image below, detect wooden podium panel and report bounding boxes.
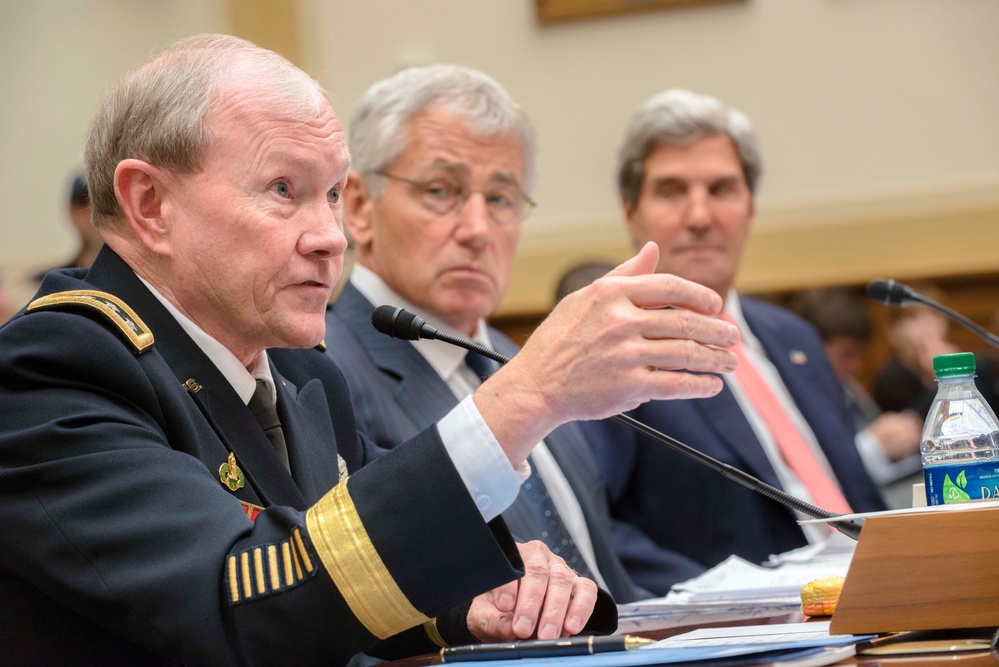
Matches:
[830,504,999,635]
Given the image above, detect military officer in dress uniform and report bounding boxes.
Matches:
[0,36,738,666]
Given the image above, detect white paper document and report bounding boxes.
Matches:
[620,534,855,613]
[654,621,838,647]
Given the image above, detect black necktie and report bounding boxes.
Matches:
[519,469,595,579]
[248,379,291,472]
[464,350,496,383]
[463,351,595,579]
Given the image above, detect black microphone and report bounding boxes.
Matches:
[867,279,999,349]
[371,305,865,540]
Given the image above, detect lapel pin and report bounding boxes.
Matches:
[219,451,245,491]
[790,350,808,366]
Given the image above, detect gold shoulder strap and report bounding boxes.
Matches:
[27,289,154,353]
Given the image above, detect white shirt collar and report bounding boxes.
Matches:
[349,263,494,380]
[723,290,765,354]
[135,274,274,405]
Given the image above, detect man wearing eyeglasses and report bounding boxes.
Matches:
[326,65,707,607]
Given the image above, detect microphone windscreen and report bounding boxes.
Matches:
[867,279,909,306]
[371,305,426,340]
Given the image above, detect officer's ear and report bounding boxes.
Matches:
[344,170,375,250]
[114,159,173,256]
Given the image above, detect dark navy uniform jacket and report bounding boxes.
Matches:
[0,247,533,666]
[586,298,886,596]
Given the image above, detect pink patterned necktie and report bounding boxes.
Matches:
[721,313,853,515]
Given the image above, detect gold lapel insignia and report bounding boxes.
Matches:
[220,452,245,491]
[182,377,203,393]
[337,454,349,483]
[790,350,808,366]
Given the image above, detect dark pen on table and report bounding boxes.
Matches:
[440,635,652,662]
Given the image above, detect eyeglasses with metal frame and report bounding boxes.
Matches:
[374,170,536,225]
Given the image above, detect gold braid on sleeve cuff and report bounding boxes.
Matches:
[422,618,447,648]
[306,479,431,639]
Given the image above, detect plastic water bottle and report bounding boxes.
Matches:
[921,352,999,505]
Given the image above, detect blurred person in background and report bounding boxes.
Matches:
[553,261,616,304]
[872,283,957,420]
[8,173,105,316]
[34,173,104,281]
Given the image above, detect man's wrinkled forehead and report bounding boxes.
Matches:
[209,90,347,159]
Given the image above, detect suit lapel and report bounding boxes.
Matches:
[690,388,784,488]
[337,285,457,429]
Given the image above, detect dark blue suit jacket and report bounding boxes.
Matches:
[585,298,886,596]
[327,283,704,603]
[0,248,530,666]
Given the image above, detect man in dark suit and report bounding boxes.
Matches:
[327,65,707,603]
[586,89,886,596]
[0,38,740,665]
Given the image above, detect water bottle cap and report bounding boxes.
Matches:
[933,352,976,377]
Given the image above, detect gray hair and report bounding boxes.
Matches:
[616,89,763,208]
[349,64,539,197]
[84,33,328,227]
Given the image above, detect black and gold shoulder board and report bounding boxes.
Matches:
[27,290,154,354]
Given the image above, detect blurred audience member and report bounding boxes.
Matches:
[8,174,105,316]
[33,173,103,282]
[872,283,957,419]
[791,288,923,505]
[973,305,999,415]
[554,261,616,304]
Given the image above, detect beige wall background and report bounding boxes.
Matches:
[2,0,997,316]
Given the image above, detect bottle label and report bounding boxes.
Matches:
[923,461,999,505]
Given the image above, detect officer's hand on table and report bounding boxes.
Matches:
[465,541,598,642]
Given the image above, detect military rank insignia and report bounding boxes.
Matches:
[219,452,245,491]
[27,289,154,353]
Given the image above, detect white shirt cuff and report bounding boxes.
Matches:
[437,396,529,523]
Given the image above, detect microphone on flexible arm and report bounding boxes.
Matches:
[867,279,999,349]
[371,304,865,541]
